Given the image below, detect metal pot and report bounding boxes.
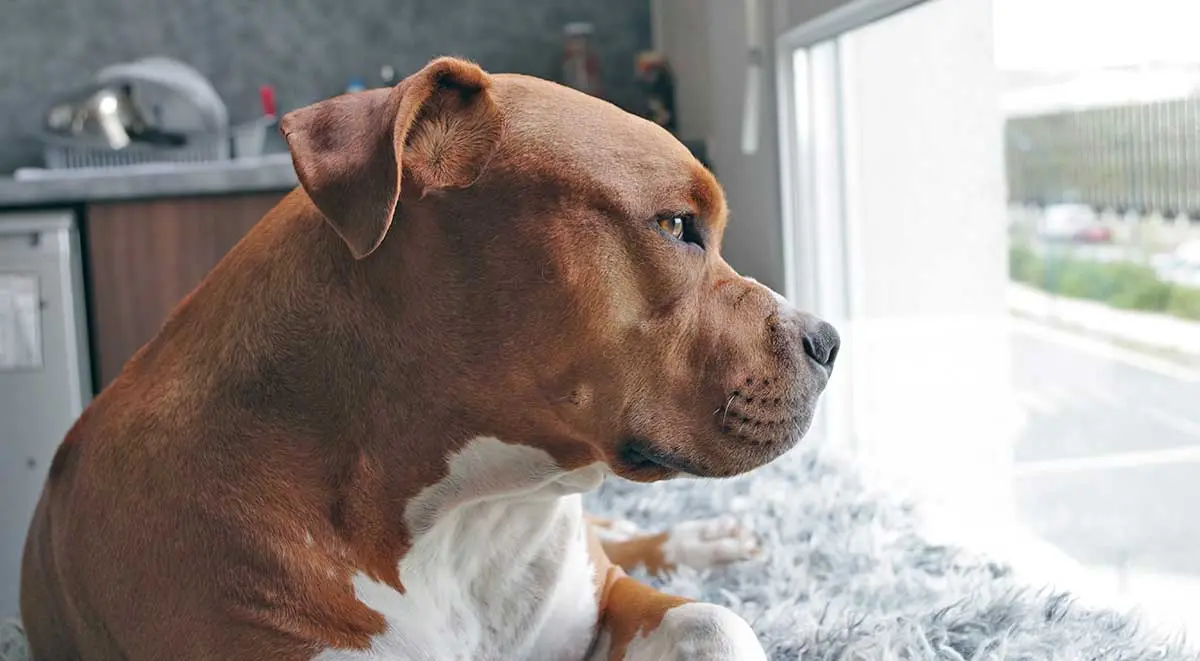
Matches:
[44,83,149,150]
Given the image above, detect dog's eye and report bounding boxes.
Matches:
[658,216,685,240]
[655,214,703,248]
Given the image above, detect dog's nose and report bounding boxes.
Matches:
[802,320,840,370]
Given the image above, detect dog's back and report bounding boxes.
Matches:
[20,193,388,661]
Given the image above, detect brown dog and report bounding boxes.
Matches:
[20,57,838,660]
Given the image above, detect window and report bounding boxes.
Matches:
[779,0,1200,638]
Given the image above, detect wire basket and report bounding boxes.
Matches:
[40,129,230,170]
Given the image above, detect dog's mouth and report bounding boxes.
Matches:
[613,380,825,482]
[616,438,713,481]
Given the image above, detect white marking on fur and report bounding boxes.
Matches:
[742,275,794,317]
[621,602,767,661]
[747,277,792,311]
[313,437,608,661]
[662,516,761,569]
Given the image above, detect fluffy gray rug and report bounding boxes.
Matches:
[3,446,1196,660]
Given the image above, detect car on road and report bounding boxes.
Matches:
[1038,203,1113,244]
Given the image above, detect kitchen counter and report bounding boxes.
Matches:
[0,154,299,207]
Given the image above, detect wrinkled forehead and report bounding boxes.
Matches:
[490,74,727,225]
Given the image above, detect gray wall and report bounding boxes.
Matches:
[0,0,651,173]
[701,0,785,292]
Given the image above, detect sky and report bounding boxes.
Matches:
[993,0,1200,72]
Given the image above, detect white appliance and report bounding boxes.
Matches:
[0,210,92,618]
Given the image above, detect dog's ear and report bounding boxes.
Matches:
[281,57,502,259]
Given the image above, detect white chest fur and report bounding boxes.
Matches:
[313,438,608,661]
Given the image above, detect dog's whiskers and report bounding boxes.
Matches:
[719,393,737,427]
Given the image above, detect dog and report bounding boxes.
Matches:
[20,57,838,661]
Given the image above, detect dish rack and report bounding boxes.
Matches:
[37,56,234,171]
[40,130,231,170]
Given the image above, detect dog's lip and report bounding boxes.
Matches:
[618,439,712,478]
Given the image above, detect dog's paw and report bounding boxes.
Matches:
[623,603,767,661]
[662,515,761,570]
[591,517,645,543]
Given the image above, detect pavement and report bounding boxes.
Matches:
[1013,323,1200,465]
[1008,282,1200,360]
[1008,318,1200,637]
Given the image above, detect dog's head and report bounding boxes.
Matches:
[282,57,837,481]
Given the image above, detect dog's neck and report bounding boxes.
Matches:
[139,191,600,588]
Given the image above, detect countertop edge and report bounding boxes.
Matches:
[0,157,299,207]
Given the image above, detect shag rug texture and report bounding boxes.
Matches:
[2,446,1196,660]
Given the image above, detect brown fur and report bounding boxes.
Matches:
[585,524,689,661]
[587,516,678,577]
[20,57,832,660]
[599,574,691,661]
[600,532,673,577]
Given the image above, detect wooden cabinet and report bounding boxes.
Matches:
[85,193,285,390]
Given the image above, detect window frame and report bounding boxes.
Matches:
[775,0,930,448]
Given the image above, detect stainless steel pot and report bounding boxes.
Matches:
[44,83,149,150]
